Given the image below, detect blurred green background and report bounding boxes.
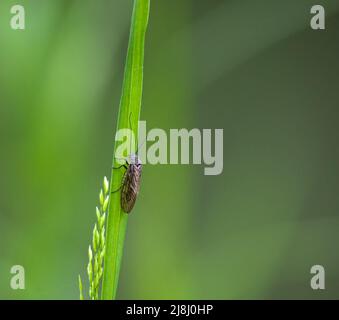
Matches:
[1,0,339,299]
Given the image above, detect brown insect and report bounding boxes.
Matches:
[114,154,142,213]
[112,114,142,213]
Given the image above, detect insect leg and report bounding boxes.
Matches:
[111,185,123,194]
[111,164,128,193]
[112,164,127,170]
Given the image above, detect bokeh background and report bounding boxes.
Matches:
[1,0,339,299]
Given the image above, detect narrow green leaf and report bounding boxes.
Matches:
[101,0,150,300]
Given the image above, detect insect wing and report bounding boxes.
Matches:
[121,164,142,213]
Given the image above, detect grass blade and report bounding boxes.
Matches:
[101,0,150,300]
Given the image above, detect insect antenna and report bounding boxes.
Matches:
[127,112,146,162]
[135,138,147,158]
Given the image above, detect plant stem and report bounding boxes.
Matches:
[101,0,150,300]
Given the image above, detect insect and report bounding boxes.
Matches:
[112,114,142,213]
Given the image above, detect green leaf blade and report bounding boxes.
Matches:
[101,0,150,300]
